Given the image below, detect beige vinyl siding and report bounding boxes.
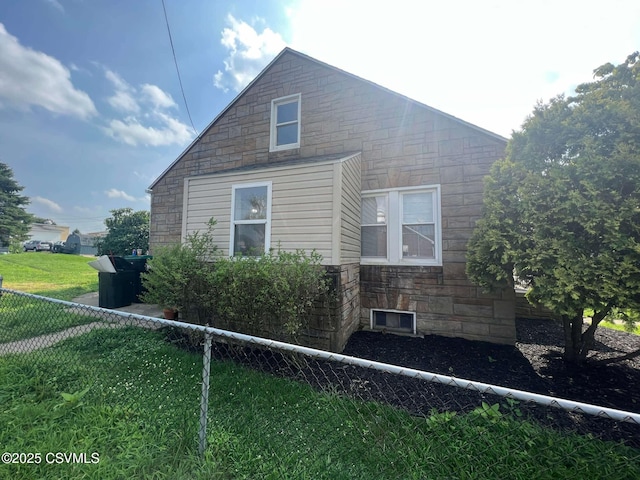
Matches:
[182,157,359,264]
[182,178,232,250]
[271,165,333,259]
[340,154,362,263]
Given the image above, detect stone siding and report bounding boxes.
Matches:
[515,290,555,320]
[361,266,515,344]
[150,49,515,346]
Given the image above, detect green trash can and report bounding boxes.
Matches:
[98,256,137,308]
[123,255,152,303]
[98,270,136,308]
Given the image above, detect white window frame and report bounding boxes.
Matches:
[360,185,442,266]
[269,93,301,152]
[229,181,272,256]
[370,309,417,334]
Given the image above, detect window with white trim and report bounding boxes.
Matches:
[269,94,301,151]
[371,309,416,334]
[360,186,441,265]
[230,182,272,256]
[361,195,387,257]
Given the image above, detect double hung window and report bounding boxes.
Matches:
[270,94,301,151]
[360,186,441,265]
[230,182,272,256]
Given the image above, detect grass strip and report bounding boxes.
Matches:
[0,327,638,479]
[0,253,99,300]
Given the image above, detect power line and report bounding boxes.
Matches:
[161,0,198,137]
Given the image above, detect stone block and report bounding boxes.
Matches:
[427,296,454,315]
[453,303,493,317]
[461,322,490,337]
[494,300,515,319]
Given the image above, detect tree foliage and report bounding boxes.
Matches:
[467,52,640,364]
[96,208,149,256]
[0,162,33,247]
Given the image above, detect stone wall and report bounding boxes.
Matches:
[150,51,507,252]
[515,290,555,320]
[360,266,516,344]
[150,49,515,346]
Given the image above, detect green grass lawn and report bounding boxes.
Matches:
[0,253,101,342]
[600,319,640,335]
[1,253,639,478]
[0,252,98,300]
[1,327,638,480]
[0,298,99,343]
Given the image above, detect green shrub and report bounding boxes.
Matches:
[141,220,220,324]
[214,249,330,341]
[142,220,331,343]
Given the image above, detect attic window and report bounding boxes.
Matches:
[270,94,301,151]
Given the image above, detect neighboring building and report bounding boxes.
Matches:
[27,223,70,243]
[148,48,515,351]
[75,232,106,256]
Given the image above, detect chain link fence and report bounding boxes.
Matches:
[1,288,639,479]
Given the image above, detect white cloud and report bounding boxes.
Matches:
[0,23,97,119]
[105,188,137,202]
[141,84,177,109]
[105,69,140,113]
[213,14,287,92]
[132,170,155,182]
[108,90,140,114]
[32,196,63,213]
[105,113,192,147]
[102,70,192,146]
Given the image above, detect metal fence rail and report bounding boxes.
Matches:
[1,288,639,478]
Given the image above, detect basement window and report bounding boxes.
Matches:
[371,309,416,334]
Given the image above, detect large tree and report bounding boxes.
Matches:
[96,208,149,256]
[467,52,640,365]
[0,162,33,247]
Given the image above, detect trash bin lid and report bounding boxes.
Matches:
[111,256,135,271]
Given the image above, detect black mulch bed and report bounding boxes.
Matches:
[337,319,640,448]
[167,317,640,448]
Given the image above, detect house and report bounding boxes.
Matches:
[27,222,70,243]
[148,48,515,352]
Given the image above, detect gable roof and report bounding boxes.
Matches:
[149,47,507,190]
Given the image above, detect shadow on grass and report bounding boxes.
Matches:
[32,286,98,302]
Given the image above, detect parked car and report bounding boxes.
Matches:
[34,241,52,252]
[23,240,52,251]
[52,241,65,253]
[23,240,40,252]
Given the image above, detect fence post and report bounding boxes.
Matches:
[198,330,213,456]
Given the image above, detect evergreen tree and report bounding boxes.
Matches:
[467,52,640,364]
[0,162,33,247]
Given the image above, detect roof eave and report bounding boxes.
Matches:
[148,48,295,190]
[149,47,508,190]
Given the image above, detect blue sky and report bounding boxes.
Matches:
[1,0,639,233]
